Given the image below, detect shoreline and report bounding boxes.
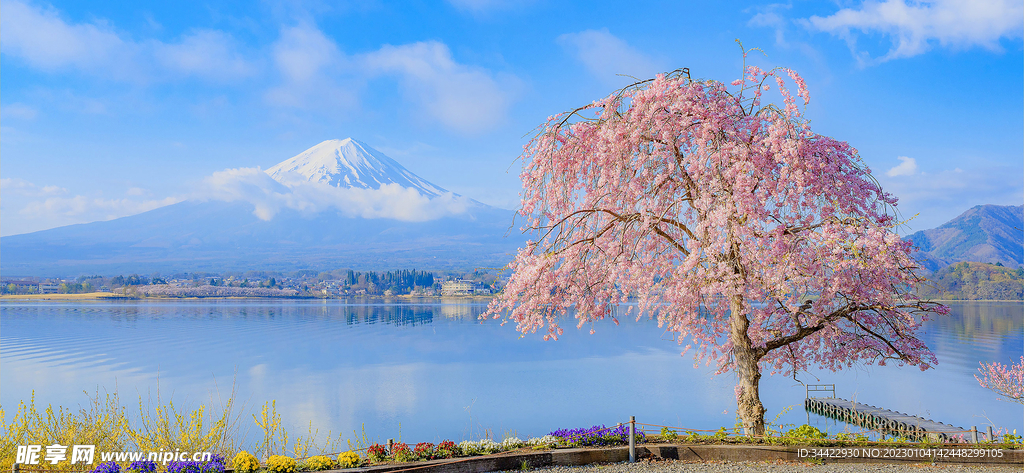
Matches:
[0,292,497,302]
[1,293,1020,303]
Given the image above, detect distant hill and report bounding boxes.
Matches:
[0,139,526,277]
[905,204,1023,272]
[917,261,1024,300]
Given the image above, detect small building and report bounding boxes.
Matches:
[38,283,61,294]
[441,279,475,296]
[3,280,39,293]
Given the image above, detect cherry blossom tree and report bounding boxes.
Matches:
[485,58,947,435]
[977,356,1024,404]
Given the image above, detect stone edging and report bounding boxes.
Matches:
[640,444,1023,465]
[318,443,1022,473]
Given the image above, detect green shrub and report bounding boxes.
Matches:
[786,425,826,439]
[833,433,869,442]
[659,427,678,440]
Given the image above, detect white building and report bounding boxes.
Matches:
[441,279,475,296]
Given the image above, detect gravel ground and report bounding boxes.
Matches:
[493,459,1023,473]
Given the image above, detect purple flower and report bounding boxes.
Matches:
[203,454,226,473]
[126,460,158,473]
[167,461,201,473]
[549,424,645,446]
[166,454,224,473]
[91,462,121,473]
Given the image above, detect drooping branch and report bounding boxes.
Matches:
[488,62,945,436]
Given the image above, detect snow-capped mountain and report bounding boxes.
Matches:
[1,139,524,276]
[266,139,448,196]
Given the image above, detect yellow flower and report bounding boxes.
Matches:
[267,455,296,473]
[232,451,260,473]
[304,455,334,471]
[336,451,361,469]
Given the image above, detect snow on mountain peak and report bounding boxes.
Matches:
[265,138,448,196]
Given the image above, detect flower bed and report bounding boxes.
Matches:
[549,424,645,447]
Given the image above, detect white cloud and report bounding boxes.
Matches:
[361,41,518,134]
[0,0,129,72]
[2,3,519,133]
[0,0,253,82]
[272,24,343,84]
[195,167,473,222]
[20,195,181,220]
[557,29,663,83]
[1,178,67,196]
[1,178,184,235]
[264,23,354,109]
[879,164,1023,231]
[749,7,789,45]
[196,167,291,220]
[748,4,829,66]
[151,29,254,80]
[1,103,40,120]
[806,0,1024,62]
[447,0,532,15]
[886,156,918,177]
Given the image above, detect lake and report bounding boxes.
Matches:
[1,300,1021,446]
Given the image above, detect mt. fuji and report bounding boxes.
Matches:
[267,138,448,196]
[1,140,524,276]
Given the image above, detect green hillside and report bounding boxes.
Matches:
[917,261,1024,300]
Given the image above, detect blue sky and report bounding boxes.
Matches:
[1,0,1022,236]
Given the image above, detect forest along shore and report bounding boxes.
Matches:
[0,290,496,301]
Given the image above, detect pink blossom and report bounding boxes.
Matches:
[485,65,945,434]
[977,356,1024,404]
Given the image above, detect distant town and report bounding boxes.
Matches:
[0,269,504,298]
[3,263,1023,301]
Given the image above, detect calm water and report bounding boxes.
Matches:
[1,300,1021,445]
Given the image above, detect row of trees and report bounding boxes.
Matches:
[917,262,1024,300]
[2,268,501,296]
[342,269,435,293]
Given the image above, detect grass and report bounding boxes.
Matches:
[0,388,352,472]
[644,427,1024,449]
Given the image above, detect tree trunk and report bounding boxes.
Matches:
[730,295,765,436]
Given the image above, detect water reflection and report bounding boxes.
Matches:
[796,301,1023,436]
[1,300,1021,445]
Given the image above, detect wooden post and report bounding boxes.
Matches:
[628,416,635,463]
[970,426,978,444]
[987,426,994,442]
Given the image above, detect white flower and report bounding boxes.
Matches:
[478,439,500,453]
[499,437,524,449]
[458,440,481,455]
[525,435,560,447]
